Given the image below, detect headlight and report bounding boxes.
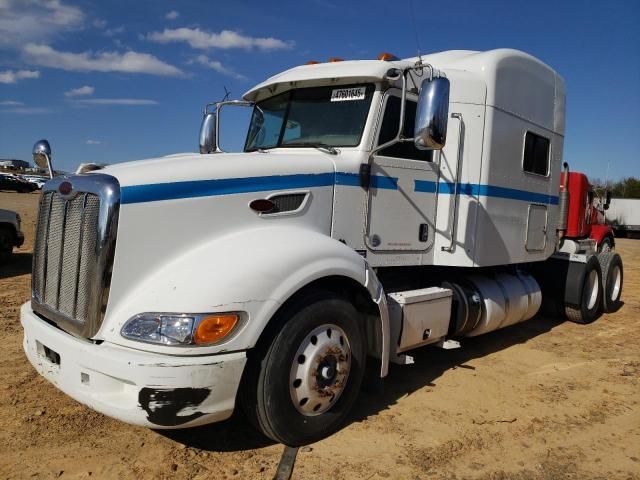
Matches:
[121,312,240,346]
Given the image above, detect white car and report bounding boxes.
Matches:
[21,175,48,189]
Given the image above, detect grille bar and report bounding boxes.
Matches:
[72,194,87,318]
[32,174,120,338]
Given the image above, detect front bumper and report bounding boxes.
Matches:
[21,302,247,429]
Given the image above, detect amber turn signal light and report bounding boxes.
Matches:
[193,314,239,345]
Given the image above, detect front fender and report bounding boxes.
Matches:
[589,224,614,247]
[101,226,387,362]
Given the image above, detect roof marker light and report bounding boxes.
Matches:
[378,52,399,61]
[305,60,320,65]
[328,57,344,62]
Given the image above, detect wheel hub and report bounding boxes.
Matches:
[289,324,351,416]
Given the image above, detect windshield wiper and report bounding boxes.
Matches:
[281,142,339,155]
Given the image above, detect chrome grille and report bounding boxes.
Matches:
[32,174,120,337]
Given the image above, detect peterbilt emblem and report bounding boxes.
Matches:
[58,181,73,196]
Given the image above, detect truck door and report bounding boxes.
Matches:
[365,91,439,252]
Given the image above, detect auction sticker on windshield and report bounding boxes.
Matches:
[331,87,366,102]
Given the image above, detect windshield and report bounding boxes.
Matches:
[244,83,375,152]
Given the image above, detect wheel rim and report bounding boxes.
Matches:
[610,265,622,301]
[289,324,351,417]
[586,269,599,310]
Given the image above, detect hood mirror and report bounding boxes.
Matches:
[32,139,54,178]
[199,109,219,154]
[414,77,450,150]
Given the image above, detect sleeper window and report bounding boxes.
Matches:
[523,132,550,176]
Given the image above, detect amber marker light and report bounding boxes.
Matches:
[194,314,239,345]
[377,52,399,61]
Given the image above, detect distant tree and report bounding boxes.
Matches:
[607,177,640,199]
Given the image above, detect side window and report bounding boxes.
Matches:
[377,95,433,161]
[523,131,550,176]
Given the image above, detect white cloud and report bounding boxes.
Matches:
[147,28,293,51]
[0,106,51,114]
[74,98,159,106]
[0,0,84,47]
[93,18,107,29]
[65,85,95,97]
[0,100,24,106]
[190,55,245,80]
[165,10,179,20]
[23,44,183,76]
[86,139,101,145]
[104,25,125,37]
[0,69,40,84]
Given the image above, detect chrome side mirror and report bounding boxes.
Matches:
[414,77,450,150]
[32,139,54,178]
[199,110,219,154]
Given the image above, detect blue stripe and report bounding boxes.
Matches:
[335,172,398,190]
[414,180,438,193]
[121,171,559,205]
[476,184,559,205]
[415,180,558,204]
[334,172,361,186]
[371,175,398,190]
[121,172,335,204]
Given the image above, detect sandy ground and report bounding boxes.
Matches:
[0,190,639,480]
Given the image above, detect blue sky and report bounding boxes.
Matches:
[0,0,639,181]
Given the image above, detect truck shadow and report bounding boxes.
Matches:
[0,253,33,279]
[349,315,565,424]
[159,314,565,452]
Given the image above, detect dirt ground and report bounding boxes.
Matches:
[1,190,639,480]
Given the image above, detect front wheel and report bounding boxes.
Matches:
[598,237,613,253]
[241,292,366,446]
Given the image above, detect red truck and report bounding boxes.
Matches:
[561,169,615,252]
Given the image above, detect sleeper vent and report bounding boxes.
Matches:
[268,193,307,213]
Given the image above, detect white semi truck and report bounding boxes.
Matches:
[21,49,624,446]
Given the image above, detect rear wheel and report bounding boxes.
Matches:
[241,292,365,446]
[565,256,602,324]
[597,252,623,313]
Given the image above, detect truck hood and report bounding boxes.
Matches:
[99,149,341,345]
[100,151,338,191]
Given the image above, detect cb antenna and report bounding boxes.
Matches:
[221,86,231,102]
[409,0,423,64]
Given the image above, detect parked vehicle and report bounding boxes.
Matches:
[0,173,38,193]
[0,208,25,265]
[20,175,48,189]
[607,198,640,237]
[21,49,623,446]
[559,171,617,252]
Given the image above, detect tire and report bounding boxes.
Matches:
[598,236,613,253]
[597,252,623,313]
[565,256,602,324]
[0,228,14,266]
[241,291,366,446]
